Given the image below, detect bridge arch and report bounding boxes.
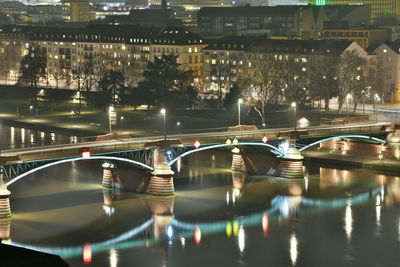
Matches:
[168,142,284,166]
[298,134,387,152]
[6,156,154,187]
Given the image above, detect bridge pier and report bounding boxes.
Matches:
[147,163,175,196]
[0,170,11,219]
[152,148,168,168]
[102,162,118,189]
[279,148,304,179]
[231,147,247,172]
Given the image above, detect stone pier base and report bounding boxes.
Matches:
[231,148,246,172]
[102,163,116,189]
[147,163,175,196]
[279,148,304,179]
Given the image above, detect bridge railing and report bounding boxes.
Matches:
[3,123,388,163]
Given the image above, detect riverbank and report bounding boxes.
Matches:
[0,118,101,137]
[305,151,400,175]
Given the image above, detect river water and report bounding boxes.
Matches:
[0,120,83,150]
[4,148,400,267]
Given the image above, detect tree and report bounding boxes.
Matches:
[63,70,73,90]
[49,70,63,89]
[18,44,46,107]
[308,55,339,111]
[281,56,311,106]
[224,83,242,109]
[241,53,284,125]
[98,70,126,108]
[206,63,234,109]
[337,50,366,113]
[140,54,194,108]
[122,86,155,109]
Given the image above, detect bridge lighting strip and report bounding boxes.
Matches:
[298,134,387,152]
[168,142,285,166]
[6,156,154,187]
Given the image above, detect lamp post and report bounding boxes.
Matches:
[161,108,166,150]
[238,98,243,126]
[109,106,114,133]
[291,102,297,137]
[176,121,181,134]
[120,116,124,133]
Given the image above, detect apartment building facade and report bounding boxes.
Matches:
[0,25,205,89]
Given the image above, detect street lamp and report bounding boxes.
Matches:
[291,102,297,135]
[160,108,166,150]
[120,116,124,133]
[238,98,243,126]
[177,121,181,134]
[109,106,114,133]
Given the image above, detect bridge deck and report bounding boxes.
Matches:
[0,122,391,164]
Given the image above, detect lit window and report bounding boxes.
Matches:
[383,49,387,53]
[188,47,192,53]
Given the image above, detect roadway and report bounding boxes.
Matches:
[0,121,391,163]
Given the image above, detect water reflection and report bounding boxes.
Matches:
[237,225,245,253]
[344,202,353,241]
[109,248,118,267]
[5,157,400,267]
[0,121,83,149]
[289,233,298,266]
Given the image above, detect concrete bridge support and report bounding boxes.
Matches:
[0,218,10,240]
[147,163,175,196]
[152,148,167,168]
[280,148,304,179]
[102,162,117,189]
[231,147,247,172]
[0,170,11,219]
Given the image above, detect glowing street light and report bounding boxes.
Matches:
[161,108,166,150]
[238,98,243,126]
[108,106,114,133]
[120,116,124,133]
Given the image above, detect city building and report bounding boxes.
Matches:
[371,42,400,102]
[308,0,400,24]
[203,36,368,98]
[62,0,92,22]
[197,5,370,37]
[0,24,205,88]
[302,28,390,48]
